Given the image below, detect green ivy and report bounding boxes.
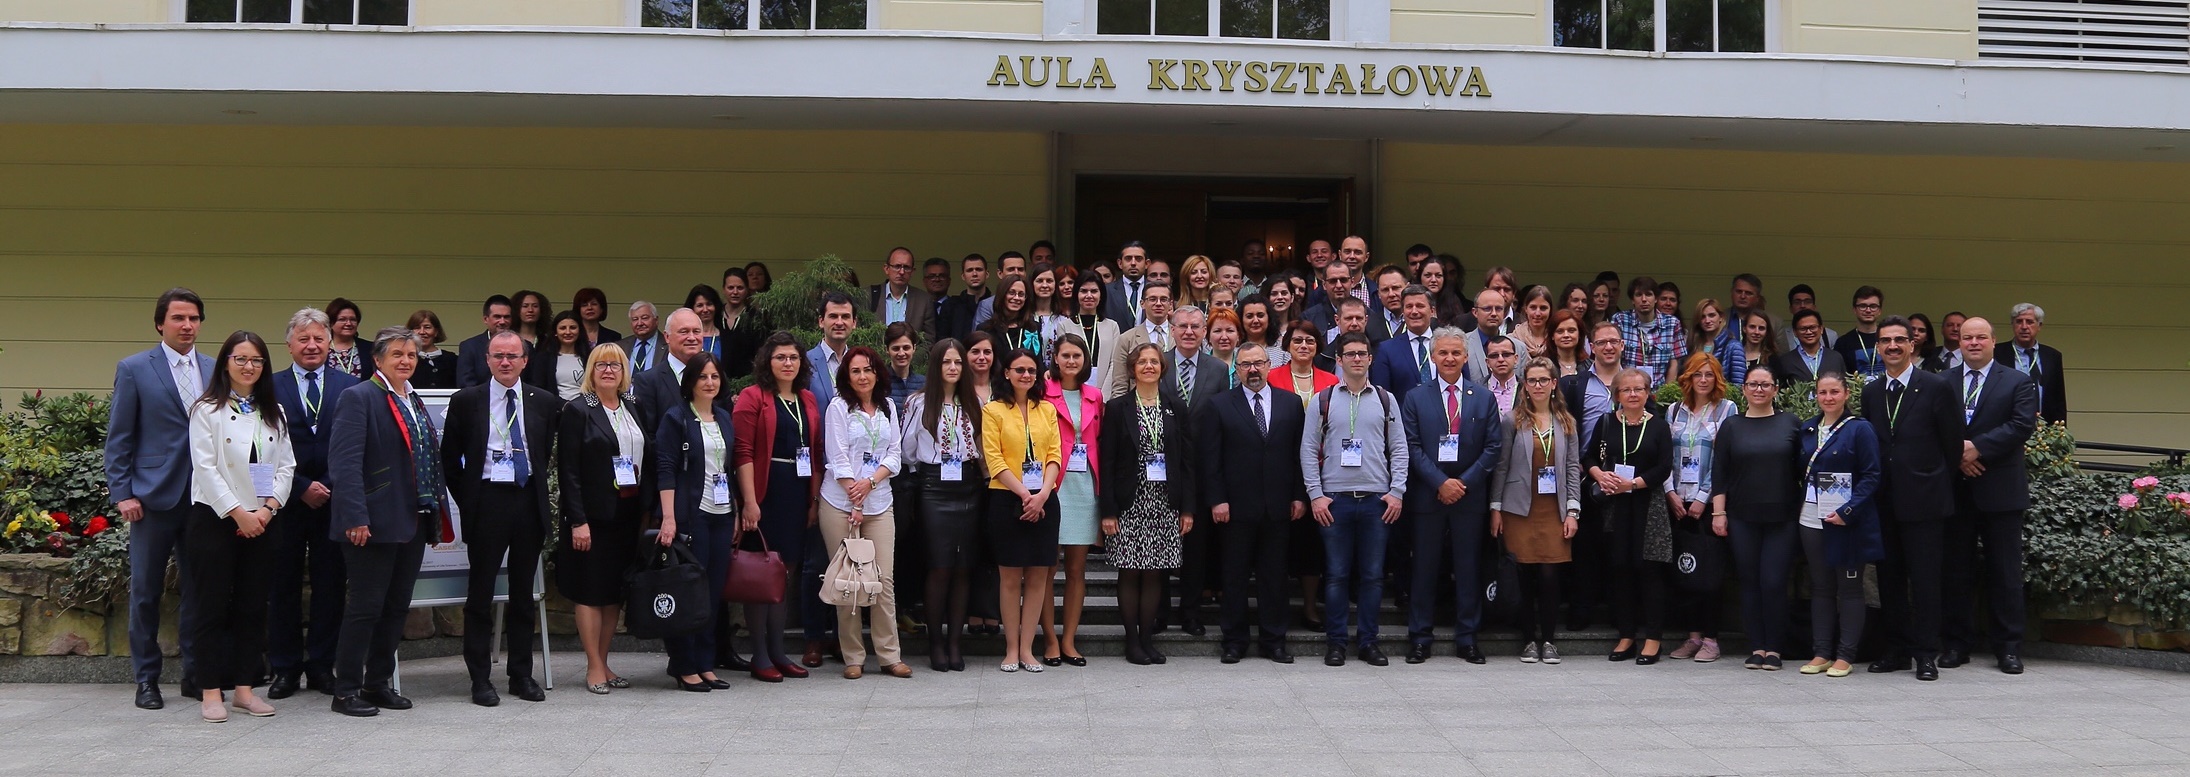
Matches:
[2022,422,2190,628]
[732,254,924,394]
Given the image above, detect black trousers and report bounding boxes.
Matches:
[1565,499,1608,626]
[1218,514,1290,651]
[179,505,276,690]
[462,485,546,682]
[267,499,345,677]
[333,531,427,697]
[1604,497,1668,640]
[1876,516,1946,660]
[1726,519,1798,655]
[1168,509,1219,625]
[1407,503,1487,646]
[1943,508,2027,653]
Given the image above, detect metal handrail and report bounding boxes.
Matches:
[2075,440,2189,473]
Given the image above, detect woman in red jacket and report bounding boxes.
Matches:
[731,331,825,683]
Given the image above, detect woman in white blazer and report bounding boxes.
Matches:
[185,331,297,723]
[1054,275,1121,390]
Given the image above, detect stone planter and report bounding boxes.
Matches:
[2037,602,2190,652]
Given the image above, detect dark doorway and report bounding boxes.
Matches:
[1073,176,1352,274]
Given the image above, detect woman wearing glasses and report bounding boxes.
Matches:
[184,332,295,722]
[1583,368,1675,664]
[1490,358,1581,664]
[1795,372,1885,677]
[1708,366,1807,671]
[980,349,1062,673]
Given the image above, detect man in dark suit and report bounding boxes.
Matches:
[867,247,935,339]
[106,287,213,710]
[1945,317,2039,674]
[1366,266,1409,345]
[327,328,447,717]
[934,253,989,342]
[1103,241,1152,328]
[1197,343,1307,663]
[1301,262,1357,335]
[1999,303,2067,424]
[455,295,519,388]
[1370,286,1438,400]
[1399,328,1502,664]
[622,300,667,374]
[1314,297,1371,374]
[1769,309,1850,386]
[1863,316,1965,682]
[1157,306,1227,635]
[266,308,360,700]
[439,331,556,706]
[634,308,714,436]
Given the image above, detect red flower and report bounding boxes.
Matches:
[51,512,71,529]
[85,516,110,536]
[44,532,67,551]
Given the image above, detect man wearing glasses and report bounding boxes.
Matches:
[455,295,521,388]
[1197,344,1308,664]
[1481,337,1521,415]
[1464,289,1527,385]
[866,246,934,338]
[1863,316,1964,682]
[1835,286,1888,378]
[1769,310,1849,387]
[1300,332,1409,667]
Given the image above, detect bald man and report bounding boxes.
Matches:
[1941,317,2037,674]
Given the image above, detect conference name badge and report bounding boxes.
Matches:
[612,455,638,487]
[710,473,730,505]
[1067,442,1090,472]
[1537,466,1557,495]
[487,450,516,483]
[1022,460,1044,493]
[1146,453,1168,482]
[1438,434,1459,462]
[250,462,277,499]
[795,446,813,477]
[940,455,963,482]
[1340,438,1364,467]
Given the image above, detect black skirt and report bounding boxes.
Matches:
[556,492,643,607]
[982,487,1060,568]
[920,470,984,569]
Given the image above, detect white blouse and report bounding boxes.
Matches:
[821,397,903,514]
[555,353,584,401]
[190,397,296,518]
[697,415,731,515]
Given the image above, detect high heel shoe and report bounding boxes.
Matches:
[1608,641,1640,662]
[678,678,712,692]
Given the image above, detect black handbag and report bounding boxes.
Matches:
[624,532,712,639]
[1670,518,1729,593]
[1482,551,1523,624]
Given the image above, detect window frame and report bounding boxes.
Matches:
[176,0,410,24]
[1547,0,1781,53]
[1062,0,1375,41]
[630,0,878,30]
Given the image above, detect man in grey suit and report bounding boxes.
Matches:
[1159,305,1227,635]
[622,300,667,374]
[107,288,213,710]
[867,247,935,340]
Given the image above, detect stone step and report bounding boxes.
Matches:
[889,627,1693,659]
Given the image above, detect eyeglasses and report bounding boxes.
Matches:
[487,354,524,362]
[770,353,802,362]
[1237,359,1270,369]
[1488,352,1516,359]
[1592,338,1622,347]
[1008,367,1039,375]
[1878,336,1912,344]
[1854,303,1882,310]
[1341,351,1372,360]
[1524,377,1554,385]
[1743,381,1777,389]
[887,263,914,271]
[594,363,624,372]
[229,356,266,367]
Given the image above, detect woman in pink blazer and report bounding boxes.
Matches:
[1037,334,1104,667]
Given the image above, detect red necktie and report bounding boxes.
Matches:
[1445,385,1461,435]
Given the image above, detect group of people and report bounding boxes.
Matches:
[105,238,2066,722]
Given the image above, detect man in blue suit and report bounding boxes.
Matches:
[265,308,360,699]
[1370,285,1438,398]
[1399,328,1503,664]
[106,288,212,711]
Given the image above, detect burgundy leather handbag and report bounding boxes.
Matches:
[721,529,787,604]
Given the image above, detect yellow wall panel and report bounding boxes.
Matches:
[1389,0,1545,45]
[1382,141,2190,448]
[880,0,1041,33]
[0,125,1049,398]
[411,0,625,26]
[0,0,163,22]
[1782,0,1978,60]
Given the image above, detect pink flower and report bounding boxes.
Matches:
[2169,493,2190,506]
[2133,476,2161,491]
[2118,494,2140,510]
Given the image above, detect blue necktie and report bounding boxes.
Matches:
[507,388,531,487]
[633,339,650,372]
[303,371,321,428]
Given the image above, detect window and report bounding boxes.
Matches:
[1553,0,1764,52]
[1096,0,1331,38]
[186,0,407,23]
[641,0,866,29]
[1979,1,2190,65]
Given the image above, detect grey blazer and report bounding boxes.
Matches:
[1488,409,1581,519]
[105,346,213,513]
[1464,331,1534,386]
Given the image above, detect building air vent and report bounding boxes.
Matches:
[1978,0,2190,65]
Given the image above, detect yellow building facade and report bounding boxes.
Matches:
[0,0,2184,450]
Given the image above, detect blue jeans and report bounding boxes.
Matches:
[129,506,194,683]
[1320,494,1389,647]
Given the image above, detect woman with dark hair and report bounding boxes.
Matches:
[1055,276,1118,389]
[556,344,651,694]
[982,276,1042,356]
[571,287,622,348]
[1586,278,1621,333]
[818,346,911,679]
[1029,262,1068,329]
[1796,372,1885,677]
[1547,311,1588,378]
[1741,310,1778,380]
[1513,285,1555,357]
[406,310,457,389]
[1415,255,1465,327]
[528,311,591,400]
[963,332,998,406]
[731,332,823,682]
[1710,365,1806,671]
[1910,313,1949,372]
[1273,319,1336,402]
[683,284,726,362]
[1584,368,1675,665]
[719,271,760,379]
[1561,283,1591,325]
[1656,281,1684,326]
[1664,353,1738,664]
[882,322,924,407]
[901,339,982,670]
[1491,357,1581,664]
[1265,272,1303,325]
[510,290,553,349]
[980,349,1061,672]
[1099,342,1194,665]
[1040,334,1102,667]
[744,261,774,295]
[1238,295,1280,355]
[655,353,736,692]
[185,330,294,722]
[325,298,366,379]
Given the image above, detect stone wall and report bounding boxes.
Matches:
[2038,602,2190,652]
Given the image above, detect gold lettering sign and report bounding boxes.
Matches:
[985,55,1489,99]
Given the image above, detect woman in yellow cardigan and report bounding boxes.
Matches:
[981,348,1063,674]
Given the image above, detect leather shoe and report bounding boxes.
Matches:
[134,681,164,710]
[1937,648,1968,669]
[716,651,753,673]
[1268,646,1294,664]
[330,695,379,718]
[509,676,546,702]
[1358,644,1389,667]
[267,672,301,700]
[1220,646,1244,664]
[180,680,200,700]
[704,677,733,690]
[1915,657,1940,681]
[802,640,827,668]
[1405,643,1431,664]
[1323,644,1347,667]
[305,668,334,695]
[1456,643,1486,664]
[1181,617,1207,637]
[1868,654,1911,673]
[360,687,412,710]
[883,663,914,678]
[1998,653,2024,675]
[470,681,501,707]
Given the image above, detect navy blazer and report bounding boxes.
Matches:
[1861,368,1965,521]
[1369,329,1433,398]
[1195,386,1308,520]
[1158,349,1230,414]
[1398,377,1502,513]
[1800,416,1886,570]
[105,345,214,513]
[1995,341,2066,424]
[438,380,559,536]
[654,403,739,529]
[327,380,445,544]
[1949,364,2038,513]
[270,365,360,506]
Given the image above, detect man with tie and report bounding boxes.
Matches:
[266,308,360,700]
[107,288,213,711]
[1300,262,1359,335]
[1862,316,1965,682]
[1197,344,1307,663]
[1315,297,1371,374]
[439,331,557,706]
[327,327,447,716]
[1367,266,1409,345]
[1103,241,1153,329]
[455,295,519,388]
[867,247,935,338]
[1400,328,1503,664]
[1370,285,1438,397]
[1997,303,2067,424]
[1103,282,1176,399]
[1943,317,2039,674]
[623,301,665,373]
[1158,305,1228,636]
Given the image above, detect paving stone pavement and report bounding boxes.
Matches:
[5,651,2189,776]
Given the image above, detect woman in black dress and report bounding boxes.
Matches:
[1098,343,1195,665]
[731,332,823,683]
[1583,368,1675,665]
[556,345,652,694]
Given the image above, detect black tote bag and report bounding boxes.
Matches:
[625,533,712,639]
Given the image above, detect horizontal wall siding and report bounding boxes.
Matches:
[880,0,1042,32]
[1389,0,1546,45]
[0,125,1049,396]
[411,0,625,26]
[1783,0,1981,59]
[0,0,162,23]
[1382,141,2190,449]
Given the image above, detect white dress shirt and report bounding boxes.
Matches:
[822,397,903,514]
[488,378,526,455]
[164,342,201,407]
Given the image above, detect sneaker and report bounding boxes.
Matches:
[1670,638,1702,660]
[1539,643,1562,664]
[1694,638,1721,663]
[1519,642,1540,664]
